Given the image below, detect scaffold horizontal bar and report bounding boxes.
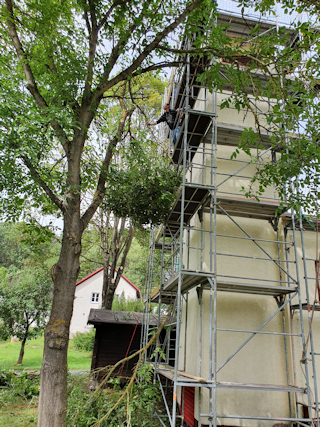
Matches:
[216,251,295,263]
[216,328,301,337]
[291,303,320,312]
[201,414,313,422]
[156,369,305,392]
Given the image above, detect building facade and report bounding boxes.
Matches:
[142,2,320,427]
[70,267,140,336]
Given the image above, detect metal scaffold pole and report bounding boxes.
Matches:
[299,212,320,426]
[290,206,313,423]
[171,38,190,427]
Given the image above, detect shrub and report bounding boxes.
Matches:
[66,365,163,427]
[72,329,95,352]
[0,368,14,387]
[112,291,143,312]
[0,368,39,400]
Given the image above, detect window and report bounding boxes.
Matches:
[91,292,99,303]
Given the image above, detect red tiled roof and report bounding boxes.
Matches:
[76,266,140,293]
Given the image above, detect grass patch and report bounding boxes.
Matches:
[0,403,38,427]
[0,337,92,371]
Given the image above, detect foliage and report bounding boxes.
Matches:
[112,291,143,312]
[196,0,320,215]
[0,221,60,271]
[72,329,95,353]
[0,0,214,420]
[0,223,32,269]
[104,143,181,226]
[0,369,40,400]
[0,266,52,341]
[0,367,164,427]
[0,0,209,222]
[66,367,162,427]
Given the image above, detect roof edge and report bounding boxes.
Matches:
[76,266,140,293]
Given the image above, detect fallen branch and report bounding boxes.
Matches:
[93,306,172,426]
[71,306,172,426]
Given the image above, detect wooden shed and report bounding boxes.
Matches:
[88,309,170,382]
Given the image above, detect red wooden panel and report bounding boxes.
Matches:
[183,387,195,427]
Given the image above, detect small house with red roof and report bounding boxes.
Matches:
[69,267,140,336]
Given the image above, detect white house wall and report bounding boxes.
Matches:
[69,270,138,336]
[193,87,275,132]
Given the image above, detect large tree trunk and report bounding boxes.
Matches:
[37,210,82,427]
[16,328,28,365]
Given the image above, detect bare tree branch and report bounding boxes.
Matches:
[130,61,182,78]
[81,84,134,229]
[80,253,103,265]
[83,0,99,100]
[93,0,205,100]
[83,1,92,34]
[114,224,135,289]
[21,155,64,212]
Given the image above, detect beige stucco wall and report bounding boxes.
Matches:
[169,68,316,426]
[69,270,139,336]
[286,228,320,417]
[177,214,320,425]
[193,87,276,132]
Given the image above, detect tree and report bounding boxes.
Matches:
[0,265,52,365]
[78,73,179,310]
[197,0,320,215]
[83,73,178,310]
[0,1,211,425]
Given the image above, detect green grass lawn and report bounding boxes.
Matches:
[0,402,38,427]
[0,337,92,371]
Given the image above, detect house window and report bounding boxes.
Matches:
[91,292,99,303]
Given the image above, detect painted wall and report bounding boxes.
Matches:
[178,211,297,426]
[175,125,316,424]
[69,270,139,336]
[166,45,316,426]
[286,227,320,418]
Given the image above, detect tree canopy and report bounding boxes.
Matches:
[0,1,213,424]
[0,264,52,365]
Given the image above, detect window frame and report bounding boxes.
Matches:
[91,292,99,303]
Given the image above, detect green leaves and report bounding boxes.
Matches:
[196,1,320,216]
[104,144,181,226]
[0,264,52,342]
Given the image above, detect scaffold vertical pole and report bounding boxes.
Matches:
[299,212,320,426]
[171,39,190,427]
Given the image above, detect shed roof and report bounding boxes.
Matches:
[88,309,164,326]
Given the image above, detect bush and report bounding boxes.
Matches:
[112,292,143,312]
[0,368,39,400]
[72,329,95,352]
[66,365,163,427]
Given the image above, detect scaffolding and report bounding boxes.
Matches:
[141,7,320,427]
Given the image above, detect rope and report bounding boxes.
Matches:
[119,312,141,376]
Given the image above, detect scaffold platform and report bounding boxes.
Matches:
[149,270,297,303]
